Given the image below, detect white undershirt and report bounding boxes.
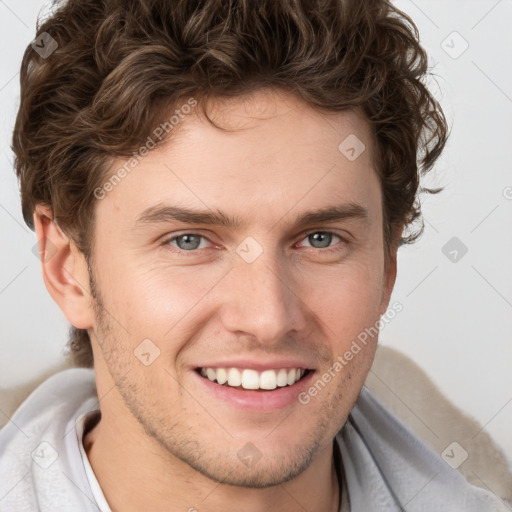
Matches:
[76,411,113,512]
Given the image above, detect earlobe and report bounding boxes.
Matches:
[33,205,94,330]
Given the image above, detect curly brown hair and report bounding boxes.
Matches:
[12,0,448,368]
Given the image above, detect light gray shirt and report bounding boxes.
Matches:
[0,368,508,511]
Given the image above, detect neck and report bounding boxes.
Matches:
[84,399,340,512]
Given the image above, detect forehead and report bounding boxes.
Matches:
[95,89,381,233]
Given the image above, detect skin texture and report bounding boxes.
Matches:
[34,89,400,512]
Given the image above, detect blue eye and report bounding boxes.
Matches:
[299,232,343,249]
[167,234,209,251]
[163,230,346,255]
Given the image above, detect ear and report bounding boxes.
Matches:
[379,224,402,315]
[33,205,94,330]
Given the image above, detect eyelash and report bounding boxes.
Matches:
[161,231,348,255]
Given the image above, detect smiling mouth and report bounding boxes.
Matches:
[195,367,312,391]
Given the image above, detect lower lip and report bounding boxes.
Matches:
[192,369,315,412]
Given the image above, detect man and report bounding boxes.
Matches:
[0,0,508,510]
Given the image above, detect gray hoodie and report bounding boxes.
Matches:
[0,368,508,511]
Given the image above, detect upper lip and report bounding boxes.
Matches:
[194,359,315,372]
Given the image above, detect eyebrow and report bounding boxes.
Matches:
[134,202,370,230]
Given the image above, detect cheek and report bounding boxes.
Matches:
[96,241,383,358]
[300,257,384,346]
[103,259,226,341]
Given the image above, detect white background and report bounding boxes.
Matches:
[1,0,511,469]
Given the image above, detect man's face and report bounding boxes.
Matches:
[87,89,396,487]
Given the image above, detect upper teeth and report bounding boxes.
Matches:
[200,367,305,390]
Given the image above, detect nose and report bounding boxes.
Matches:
[217,248,308,346]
